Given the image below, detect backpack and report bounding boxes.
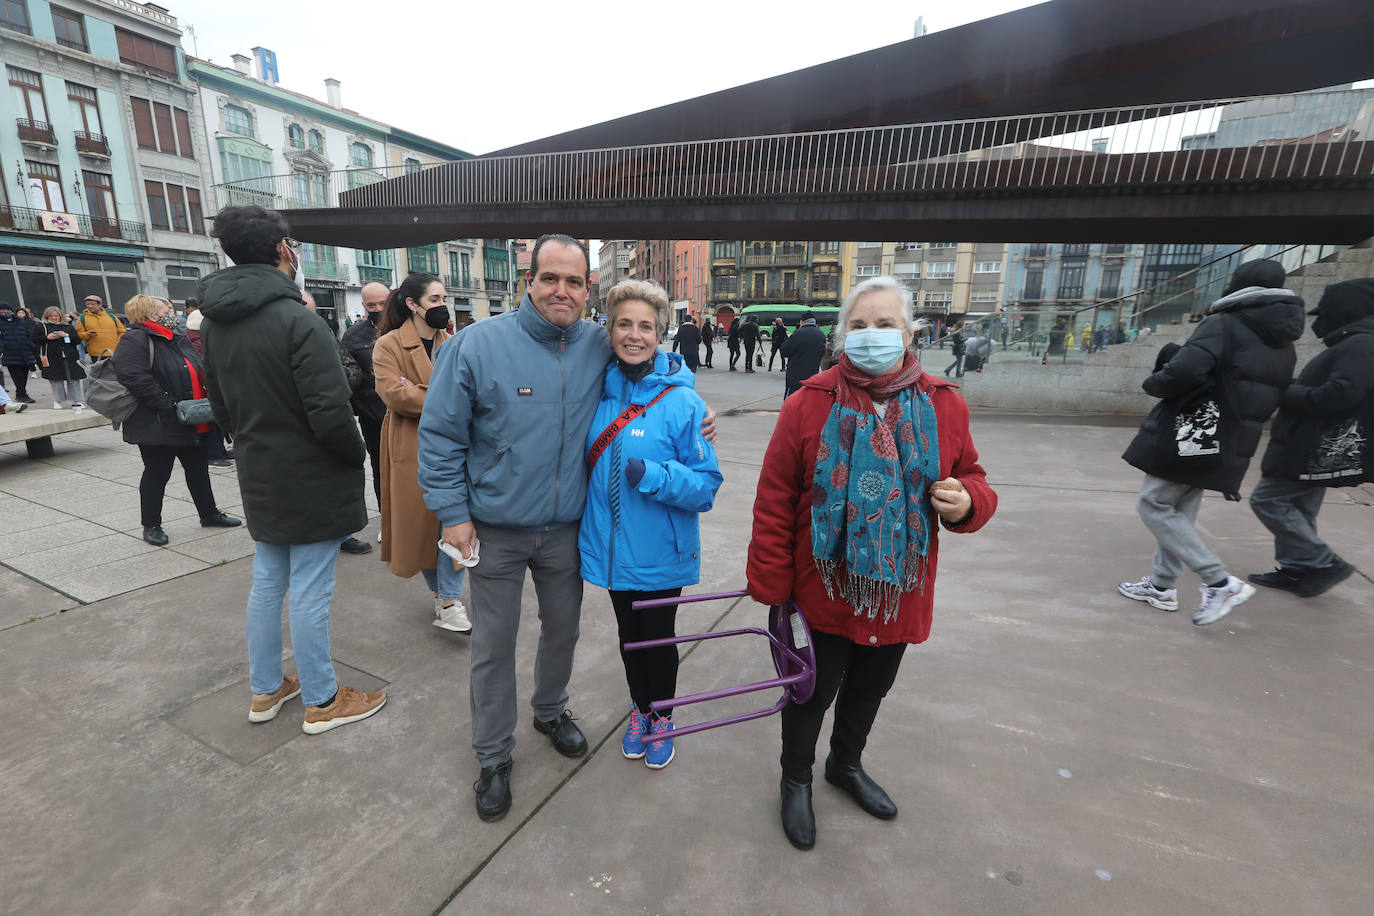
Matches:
[83,338,152,422]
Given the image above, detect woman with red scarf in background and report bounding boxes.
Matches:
[112,295,239,546]
[747,276,997,850]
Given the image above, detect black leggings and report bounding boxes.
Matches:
[138,440,219,526]
[7,365,30,400]
[610,587,682,717]
[779,630,907,783]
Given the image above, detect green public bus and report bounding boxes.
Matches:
[738,304,840,334]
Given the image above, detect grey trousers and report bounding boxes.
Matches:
[468,521,583,767]
[1248,476,1335,570]
[1135,474,1228,589]
[50,379,82,403]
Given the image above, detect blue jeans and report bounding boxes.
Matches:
[420,559,467,601]
[246,538,343,706]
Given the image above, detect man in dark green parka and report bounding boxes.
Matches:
[199,206,386,736]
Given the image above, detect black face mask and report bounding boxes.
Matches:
[366,311,381,326]
[422,305,450,330]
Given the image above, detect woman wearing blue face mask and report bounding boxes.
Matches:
[747,275,998,851]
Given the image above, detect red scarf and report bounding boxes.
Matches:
[141,321,209,434]
[833,350,926,411]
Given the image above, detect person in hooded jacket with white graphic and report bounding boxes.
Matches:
[1247,277,1374,598]
[1119,260,1305,626]
[580,279,723,771]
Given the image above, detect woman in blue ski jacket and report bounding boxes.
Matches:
[580,279,723,771]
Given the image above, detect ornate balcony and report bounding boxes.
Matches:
[75,131,110,156]
[1,205,146,242]
[303,259,350,282]
[17,118,56,145]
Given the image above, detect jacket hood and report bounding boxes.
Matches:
[1322,314,1374,347]
[1207,287,1305,347]
[197,264,302,323]
[1312,278,1374,340]
[516,290,591,345]
[604,349,695,397]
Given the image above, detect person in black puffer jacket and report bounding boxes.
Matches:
[0,302,39,403]
[1247,277,1374,598]
[1119,260,1304,626]
[112,295,239,546]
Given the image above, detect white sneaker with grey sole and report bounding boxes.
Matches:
[1194,576,1255,626]
[1117,576,1179,611]
[433,598,472,633]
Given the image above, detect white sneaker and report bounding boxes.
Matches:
[1194,576,1255,626]
[433,599,472,633]
[52,402,65,409]
[1117,575,1179,611]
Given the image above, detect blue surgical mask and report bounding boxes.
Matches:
[843,328,907,374]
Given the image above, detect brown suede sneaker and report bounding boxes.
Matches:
[302,685,387,735]
[249,674,301,723]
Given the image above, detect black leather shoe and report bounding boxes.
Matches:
[533,710,588,758]
[339,536,373,555]
[142,526,169,546]
[200,513,241,528]
[780,777,816,850]
[474,759,513,822]
[824,754,898,819]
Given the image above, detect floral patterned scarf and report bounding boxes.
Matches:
[811,352,939,622]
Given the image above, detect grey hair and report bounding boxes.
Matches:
[42,305,63,321]
[605,278,671,338]
[834,276,930,349]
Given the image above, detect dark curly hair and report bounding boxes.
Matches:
[212,205,290,266]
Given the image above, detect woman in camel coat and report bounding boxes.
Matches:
[373,272,470,634]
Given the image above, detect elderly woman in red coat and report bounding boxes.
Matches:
[747,276,997,851]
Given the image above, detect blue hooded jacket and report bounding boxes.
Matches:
[580,350,723,590]
[418,293,611,530]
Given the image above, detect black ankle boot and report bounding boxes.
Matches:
[779,776,815,850]
[824,754,897,819]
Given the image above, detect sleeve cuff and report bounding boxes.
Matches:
[435,506,471,527]
[636,459,667,493]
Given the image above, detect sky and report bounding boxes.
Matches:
[170,0,1044,156]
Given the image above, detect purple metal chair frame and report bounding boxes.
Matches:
[624,589,817,741]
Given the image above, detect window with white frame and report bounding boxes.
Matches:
[351,142,373,168]
[224,105,254,137]
[926,261,956,278]
[893,262,920,279]
[974,260,1002,273]
[857,241,883,248]
[855,265,879,276]
[970,293,999,303]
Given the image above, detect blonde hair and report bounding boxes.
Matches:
[605,279,671,338]
[42,306,63,321]
[123,294,164,325]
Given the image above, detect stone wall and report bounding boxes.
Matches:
[952,241,1374,415]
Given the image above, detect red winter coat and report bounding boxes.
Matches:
[747,365,997,646]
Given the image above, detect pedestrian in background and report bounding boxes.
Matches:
[75,295,125,361]
[373,272,470,634]
[112,295,239,546]
[1248,278,1374,597]
[580,279,722,771]
[200,205,385,735]
[943,321,966,377]
[781,311,825,398]
[0,302,39,403]
[727,317,742,370]
[1119,260,1303,626]
[35,306,85,409]
[741,315,759,372]
[769,317,789,371]
[672,314,701,372]
[701,318,715,368]
[341,282,390,515]
[748,275,997,850]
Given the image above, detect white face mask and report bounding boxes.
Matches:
[286,244,305,291]
[843,327,908,375]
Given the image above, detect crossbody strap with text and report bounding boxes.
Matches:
[587,388,671,471]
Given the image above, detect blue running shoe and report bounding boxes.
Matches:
[622,703,649,759]
[645,714,675,769]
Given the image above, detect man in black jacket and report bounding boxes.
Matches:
[200,205,386,735]
[1119,260,1304,626]
[727,318,742,370]
[780,312,825,397]
[338,281,390,554]
[672,314,701,371]
[944,322,966,377]
[740,316,759,372]
[768,318,788,371]
[1248,278,1374,597]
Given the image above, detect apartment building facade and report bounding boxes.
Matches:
[1004,243,1145,332]
[708,240,842,328]
[845,241,1008,323]
[1,0,219,315]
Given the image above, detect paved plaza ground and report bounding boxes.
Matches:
[1,364,1371,916]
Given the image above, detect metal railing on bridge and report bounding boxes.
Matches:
[210,89,1374,213]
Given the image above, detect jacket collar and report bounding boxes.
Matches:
[139,321,174,340]
[395,318,448,351]
[516,291,586,345]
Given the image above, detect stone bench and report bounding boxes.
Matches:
[0,409,111,458]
